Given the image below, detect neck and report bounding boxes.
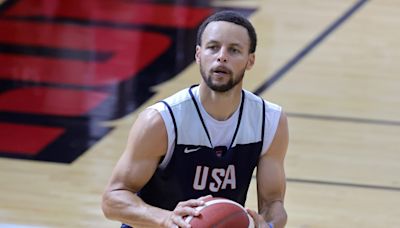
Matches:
[198,82,242,121]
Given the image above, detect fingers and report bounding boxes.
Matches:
[171,196,211,228]
[197,194,213,201]
[170,213,191,228]
[176,200,202,211]
[174,201,200,217]
[246,208,258,220]
[246,208,266,228]
[175,195,212,214]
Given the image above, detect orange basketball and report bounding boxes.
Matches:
[185,197,255,228]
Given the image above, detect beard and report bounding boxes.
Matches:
[200,63,245,93]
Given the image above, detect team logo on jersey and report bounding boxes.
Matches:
[193,165,236,192]
[213,146,227,157]
[184,147,201,154]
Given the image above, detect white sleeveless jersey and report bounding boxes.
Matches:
[136,85,282,210]
[148,85,282,169]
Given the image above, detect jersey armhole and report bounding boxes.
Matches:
[147,102,176,169]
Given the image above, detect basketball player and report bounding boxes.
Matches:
[102,11,288,228]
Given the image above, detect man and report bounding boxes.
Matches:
[102,10,288,228]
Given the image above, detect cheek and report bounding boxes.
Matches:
[200,55,213,66]
[232,60,248,71]
[237,57,252,70]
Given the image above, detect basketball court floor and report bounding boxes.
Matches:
[0,0,399,227]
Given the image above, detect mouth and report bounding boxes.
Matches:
[211,66,231,76]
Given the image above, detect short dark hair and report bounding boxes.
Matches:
[196,10,257,53]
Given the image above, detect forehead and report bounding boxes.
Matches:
[202,21,250,47]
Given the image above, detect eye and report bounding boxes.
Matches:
[207,45,218,51]
[230,47,241,54]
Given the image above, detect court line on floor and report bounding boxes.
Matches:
[288,112,400,127]
[254,0,369,95]
[286,178,400,192]
[251,176,400,192]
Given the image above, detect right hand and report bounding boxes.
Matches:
[164,195,213,228]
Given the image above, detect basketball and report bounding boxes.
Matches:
[185,197,255,228]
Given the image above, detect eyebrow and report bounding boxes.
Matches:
[205,40,244,49]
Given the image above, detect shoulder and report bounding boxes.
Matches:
[162,87,193,108]
[132,108,166,139]
[243,90,281,110]
[125,108,168,159]
[146,87,194,126]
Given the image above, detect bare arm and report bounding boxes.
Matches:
[101,109,204,228]
[248,111,289,228]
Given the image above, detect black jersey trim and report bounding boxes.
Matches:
[159,100,178,146]
[260,97,266,154]
[188,85,212,146]
[228,90,245,149]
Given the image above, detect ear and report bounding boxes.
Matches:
[246,53,255,70]
[195,45,201,64]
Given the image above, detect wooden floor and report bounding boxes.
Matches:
[1,0,400,227]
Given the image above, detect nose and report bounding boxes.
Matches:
[217,48,228,63]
